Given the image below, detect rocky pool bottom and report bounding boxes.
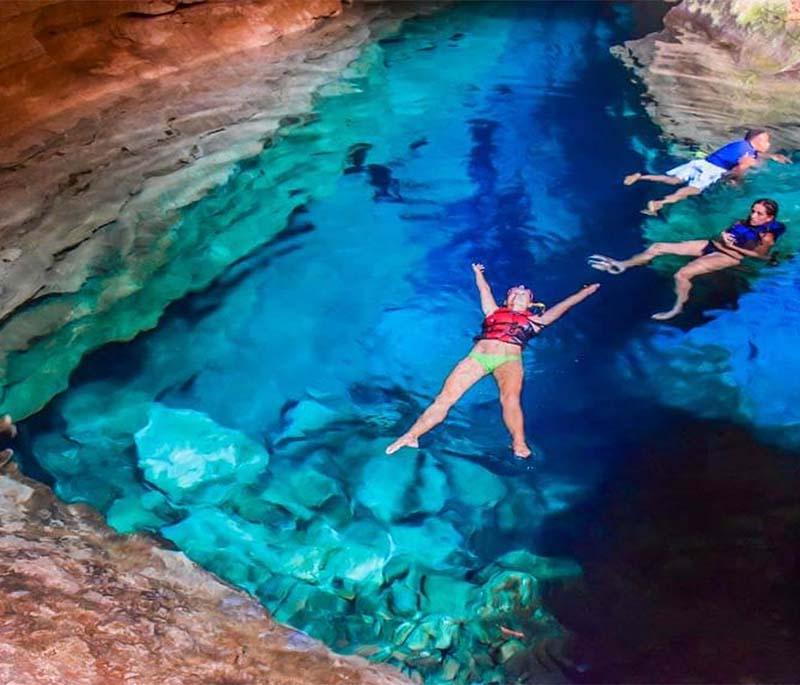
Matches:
[13,403,800,684]
[24,397,580,685]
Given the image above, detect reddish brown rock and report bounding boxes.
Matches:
[0,464,411,685]
[0,0,344,157]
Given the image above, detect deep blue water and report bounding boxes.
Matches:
[12,3,800,683]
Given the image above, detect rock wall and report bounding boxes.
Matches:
[614,0,800,149]
[0,0,344,160]
[0,4,429,683]
[0,462,411,685]
[0,1,435,417]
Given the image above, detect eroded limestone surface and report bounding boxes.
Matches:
[0,1,434,416]
[0,463,411,685]
[614,0,800,149]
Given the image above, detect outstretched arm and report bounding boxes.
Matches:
[765,152,792,164]
[472,263,498,316]
[533,283,600,326]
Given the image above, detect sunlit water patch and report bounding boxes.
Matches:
[16,2,800,683]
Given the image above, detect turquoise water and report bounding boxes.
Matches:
[13,2,800,682]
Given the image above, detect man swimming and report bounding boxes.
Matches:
[588,198,785,320]
[624,130,790,215]
[385,263,599,458]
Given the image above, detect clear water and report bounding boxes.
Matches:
[12,2,800,683]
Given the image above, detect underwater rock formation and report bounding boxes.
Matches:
[615,0,800,149]
[0,1,434,417]
[30,392,580,684]
[0,464,412,685]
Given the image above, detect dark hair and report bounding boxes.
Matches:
[745,128,769,141]
[751,197,779,220]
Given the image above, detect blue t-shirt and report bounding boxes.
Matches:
[725,219,786,249]
[706,139,758,170]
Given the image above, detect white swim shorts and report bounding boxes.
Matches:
[666,158,726,191]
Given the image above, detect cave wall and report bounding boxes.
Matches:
[615,0,800,149]
[0,0,345,160]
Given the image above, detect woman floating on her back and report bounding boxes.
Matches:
[386,264,599,458]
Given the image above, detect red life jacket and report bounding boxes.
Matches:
[476,307,544,348]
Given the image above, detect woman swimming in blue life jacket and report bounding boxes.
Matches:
[385,264,600,459]
[588,198,786,321]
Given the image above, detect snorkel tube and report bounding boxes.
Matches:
[530,301,547,315]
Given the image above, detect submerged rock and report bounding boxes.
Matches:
[135,404,269,505]
[482,549,582,583]
[279,398,341,439]
[357,452,448,522]
[105,487,176,534]
[357,453,417,521]
[419,574,476,617]
[446,455,507,508]
[389,518,464,571]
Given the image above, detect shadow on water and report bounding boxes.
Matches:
[537,410,800,683]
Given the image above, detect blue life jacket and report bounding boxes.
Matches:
[725,219,786,249]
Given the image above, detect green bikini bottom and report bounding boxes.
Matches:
[468,351,522,374]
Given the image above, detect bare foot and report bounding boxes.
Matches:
[641,200,662,216]
[623,172,642,186]
[385,434,419,455]
[0,448,13,468]
[513,442,532,459]
[651,307,682,321]
[588,255,626,275]
[0,414,16,439]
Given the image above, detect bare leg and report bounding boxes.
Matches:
[386,357,487,454]
[492,360,530,458]
[652,253,740,320]
[589,239,709,274]
[624,172,684,186]
[644,185,701,215]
